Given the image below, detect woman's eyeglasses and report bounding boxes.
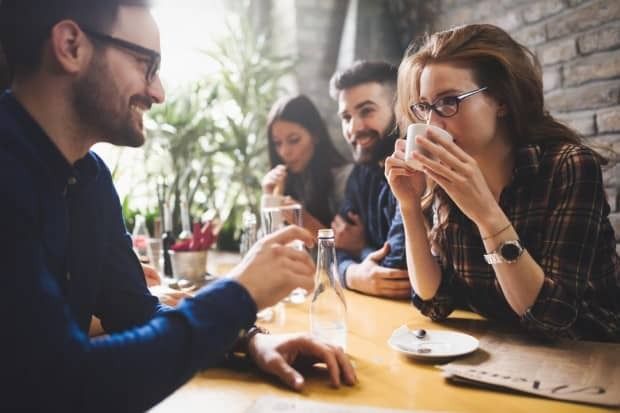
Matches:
[81,28,161,84]
[410,86,488,122]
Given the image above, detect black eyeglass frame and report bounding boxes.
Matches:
[81,28,161,83]
[410,86,488,122]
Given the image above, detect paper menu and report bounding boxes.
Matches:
[439,333,620,407]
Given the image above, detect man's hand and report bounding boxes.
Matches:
[346,243,411,299]
[230,225,315,310]
[247,333,357,391]
[142,263,161,287]
[331,212,366,256]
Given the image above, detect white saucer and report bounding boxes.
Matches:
[388,325,479,359]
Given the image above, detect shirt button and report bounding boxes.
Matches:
[66,272,71,281]
[68,176,77,185]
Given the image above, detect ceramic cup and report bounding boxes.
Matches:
[404,123,453,171]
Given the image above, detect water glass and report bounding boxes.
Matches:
[261,203,307,303]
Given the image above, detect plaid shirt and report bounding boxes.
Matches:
[412,142,620,342]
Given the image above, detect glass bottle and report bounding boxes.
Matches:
[178,197,192,241]
[131,214,150,259]
[161,203,176,278]
[310,229,347,350]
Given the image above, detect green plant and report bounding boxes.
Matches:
[143,7,294,250]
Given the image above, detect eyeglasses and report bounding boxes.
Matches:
[81,28,161,84]
[410,86,488,122]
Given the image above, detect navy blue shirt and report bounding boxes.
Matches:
[337,163,406,287]
[0,92,257,412]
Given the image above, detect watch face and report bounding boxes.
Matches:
[501,243,521,261]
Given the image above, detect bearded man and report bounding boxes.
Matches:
[330,61,411,299]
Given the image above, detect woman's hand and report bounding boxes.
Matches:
[412,130,498,225]
[384,139,427,208]
[261,164,287,194]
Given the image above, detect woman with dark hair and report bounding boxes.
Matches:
[385,24,619,341]
[262,94,353,235]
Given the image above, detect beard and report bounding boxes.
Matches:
[352,116,398,165]
[72,53,149,148]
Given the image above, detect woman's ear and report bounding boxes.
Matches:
[497,102,508,118]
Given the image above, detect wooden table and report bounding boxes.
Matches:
[151,288,615,413]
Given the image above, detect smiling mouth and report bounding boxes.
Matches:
[354,135,374,148]
[130,103,148,117]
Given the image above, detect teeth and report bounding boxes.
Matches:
[130,104,145,114]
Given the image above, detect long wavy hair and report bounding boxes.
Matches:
[267,94,348,226]
[395,24,584,257]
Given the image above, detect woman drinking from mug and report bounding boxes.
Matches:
[385,24,619,341]
[262,95,353,235]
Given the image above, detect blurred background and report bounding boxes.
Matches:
[0,0,618,251]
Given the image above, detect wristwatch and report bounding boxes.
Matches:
[225,325,269,363]
[483,240,525,264]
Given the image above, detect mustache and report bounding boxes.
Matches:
[352,129,380,143]
[129,95,153,110]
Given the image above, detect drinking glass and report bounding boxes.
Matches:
[261,203,307,303]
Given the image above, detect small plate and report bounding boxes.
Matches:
[388,325,479,359]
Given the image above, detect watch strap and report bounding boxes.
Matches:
[484,239,524,264]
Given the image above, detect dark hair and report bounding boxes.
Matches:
[329,60,398,100]
[0,0,151,78]
[266,94,348,226]
[396,24,585,258]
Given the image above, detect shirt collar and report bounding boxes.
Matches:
[1,91,100,193]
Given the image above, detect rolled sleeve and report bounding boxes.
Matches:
[411,256,458,321]
[337,252,355,289]
[380,203,407,269]
[520,276,578,337]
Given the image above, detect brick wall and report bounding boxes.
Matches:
[286,0,350,158]
[285,0,402,160]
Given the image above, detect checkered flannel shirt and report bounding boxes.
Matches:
[412,142,620,342]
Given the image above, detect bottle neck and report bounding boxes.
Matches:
[180,201,191,233]
[163,205,173,233]
[316,237,338,282]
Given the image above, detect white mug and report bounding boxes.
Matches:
[404,123,453,171]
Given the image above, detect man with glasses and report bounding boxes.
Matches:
[0,1,355,411]
[329,61,411,299]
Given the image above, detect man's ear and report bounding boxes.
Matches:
[48,20,91,75]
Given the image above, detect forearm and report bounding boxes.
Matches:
[302,210,328,235]
[479,209,545,316]
[10,269,256,412]
[401,203,442,299]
